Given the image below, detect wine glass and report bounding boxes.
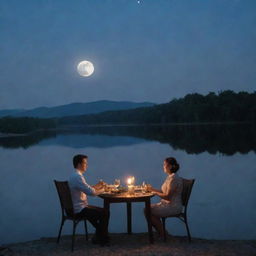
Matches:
[142,181,146,193]
[114,179,121,188]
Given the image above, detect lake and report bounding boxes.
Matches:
[0,124,255,244]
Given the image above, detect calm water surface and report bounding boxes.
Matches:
[0,124,255,244]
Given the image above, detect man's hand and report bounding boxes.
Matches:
[93,180,105,190]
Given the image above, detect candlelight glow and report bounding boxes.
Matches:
[127,176,135,185]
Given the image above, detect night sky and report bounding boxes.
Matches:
[0,0,255,109]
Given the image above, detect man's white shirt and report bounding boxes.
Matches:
[69,169,96,213]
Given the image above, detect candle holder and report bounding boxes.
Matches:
[127,176,135,195]
[128,184,135,195]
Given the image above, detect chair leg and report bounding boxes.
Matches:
[161,218,167,242]
[84,220,88,241]
[184,218,192,242]
[72,221,77,252]
[57,218,65,243]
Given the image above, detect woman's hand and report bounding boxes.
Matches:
[150,186,162,193]
[152,190,161,196]
[150,186,169,198]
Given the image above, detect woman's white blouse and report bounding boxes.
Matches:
[151,173,183,217]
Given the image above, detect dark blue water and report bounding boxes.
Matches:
[0,124,255,244]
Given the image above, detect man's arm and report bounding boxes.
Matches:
[73,175,96,196]
[92,181,105,190]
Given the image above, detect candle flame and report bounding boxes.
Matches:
[127,176,135,185]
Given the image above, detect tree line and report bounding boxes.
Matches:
[0,117,56,134]
[1,90,255,134]
[60,90,256,125]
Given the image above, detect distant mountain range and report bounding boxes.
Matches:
[0,100,155,118]
[59,91,256,125]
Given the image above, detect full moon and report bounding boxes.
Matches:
[77,60,94,77]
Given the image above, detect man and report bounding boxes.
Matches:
[69,154,110,245]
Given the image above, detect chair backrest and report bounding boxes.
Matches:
[181,178,195,209]
[54,180,74,217]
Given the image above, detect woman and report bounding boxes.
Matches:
[146,157,183,237]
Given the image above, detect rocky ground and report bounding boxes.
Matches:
[1,233,255,256]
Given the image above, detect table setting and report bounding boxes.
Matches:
[99,176,153,197]
[97,176,155,243]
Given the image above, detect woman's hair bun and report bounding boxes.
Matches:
[165,157,180,173]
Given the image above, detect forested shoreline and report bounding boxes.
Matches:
[60,90,256,125]
[0,117,56,134]
[1,91,255,134]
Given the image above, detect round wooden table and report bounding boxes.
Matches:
[98,192,155,243]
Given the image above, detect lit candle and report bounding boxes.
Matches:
[127,176,135,195]
[127,177,132,185]
[127,176,135,185]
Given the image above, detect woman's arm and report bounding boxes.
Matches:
[150,187,162,193]
[154,180,178,201]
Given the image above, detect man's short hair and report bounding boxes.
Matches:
[73,154,88,168]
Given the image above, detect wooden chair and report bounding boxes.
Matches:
[161,178,195,242]
[54,180,89,251]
